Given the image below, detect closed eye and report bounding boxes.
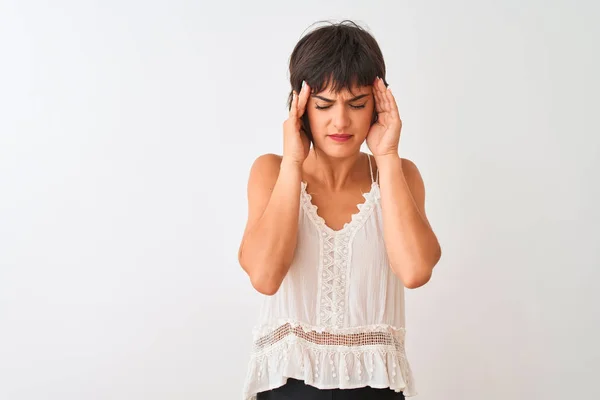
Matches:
[315,104,367,110]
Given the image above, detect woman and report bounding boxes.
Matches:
[238,20,442,400]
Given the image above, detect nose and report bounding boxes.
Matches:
[332,105,350,132]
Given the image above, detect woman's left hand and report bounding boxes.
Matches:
[366,77,402,157]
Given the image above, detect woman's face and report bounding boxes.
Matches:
[305,82,375,158]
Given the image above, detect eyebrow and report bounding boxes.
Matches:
[312,94,370,103]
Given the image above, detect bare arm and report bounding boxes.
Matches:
[238,155,303,295]
[367,77,441,289]
[376,154,441,288]
[238,82,312,295]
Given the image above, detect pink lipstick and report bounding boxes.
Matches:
[329,134,352,142]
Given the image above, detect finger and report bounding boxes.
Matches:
[373,78,387,114]
[378,78,391,112]
[289,91,298,119]
[372,85,384,114]
[297,81,311,118]
[386,87,400,118]
[372,77,384,113]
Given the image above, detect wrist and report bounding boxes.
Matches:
[280,157,304,171]
[373,152,402,169]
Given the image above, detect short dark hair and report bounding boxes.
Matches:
[287,20,388,143]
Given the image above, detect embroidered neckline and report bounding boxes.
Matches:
[300,181,380,235]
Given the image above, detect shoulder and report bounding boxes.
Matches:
[400,157,425,188]
[399,158,428,208]
[247,153,283,189]
[251,153,283,170]
[371,155,421,182]
[372,155,425,197]
[400,157,420,179]
[249,153,283,177]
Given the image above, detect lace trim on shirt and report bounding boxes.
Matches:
[244,321,416,399]
[300,181,380,235]
[253,321,405,352]
[300,181,381,328]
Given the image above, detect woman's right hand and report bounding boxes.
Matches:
[283,81,311,165]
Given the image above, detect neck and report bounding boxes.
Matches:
[303,148,367,191]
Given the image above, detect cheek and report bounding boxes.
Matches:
[306,107,326,128]
[356,106,375,128]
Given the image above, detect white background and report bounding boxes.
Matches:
[1,1,598,399]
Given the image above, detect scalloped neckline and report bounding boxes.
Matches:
[300,180,379,235]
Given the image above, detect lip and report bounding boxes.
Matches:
[329,134,352,142]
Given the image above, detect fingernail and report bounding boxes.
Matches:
[301,80,306,89]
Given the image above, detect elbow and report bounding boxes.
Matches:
[404,246,441,289]
[249,272,282,296]
[403,270,432,289]
[398,256,438,289]
[239,255,284,296]
[390,242,441,289]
